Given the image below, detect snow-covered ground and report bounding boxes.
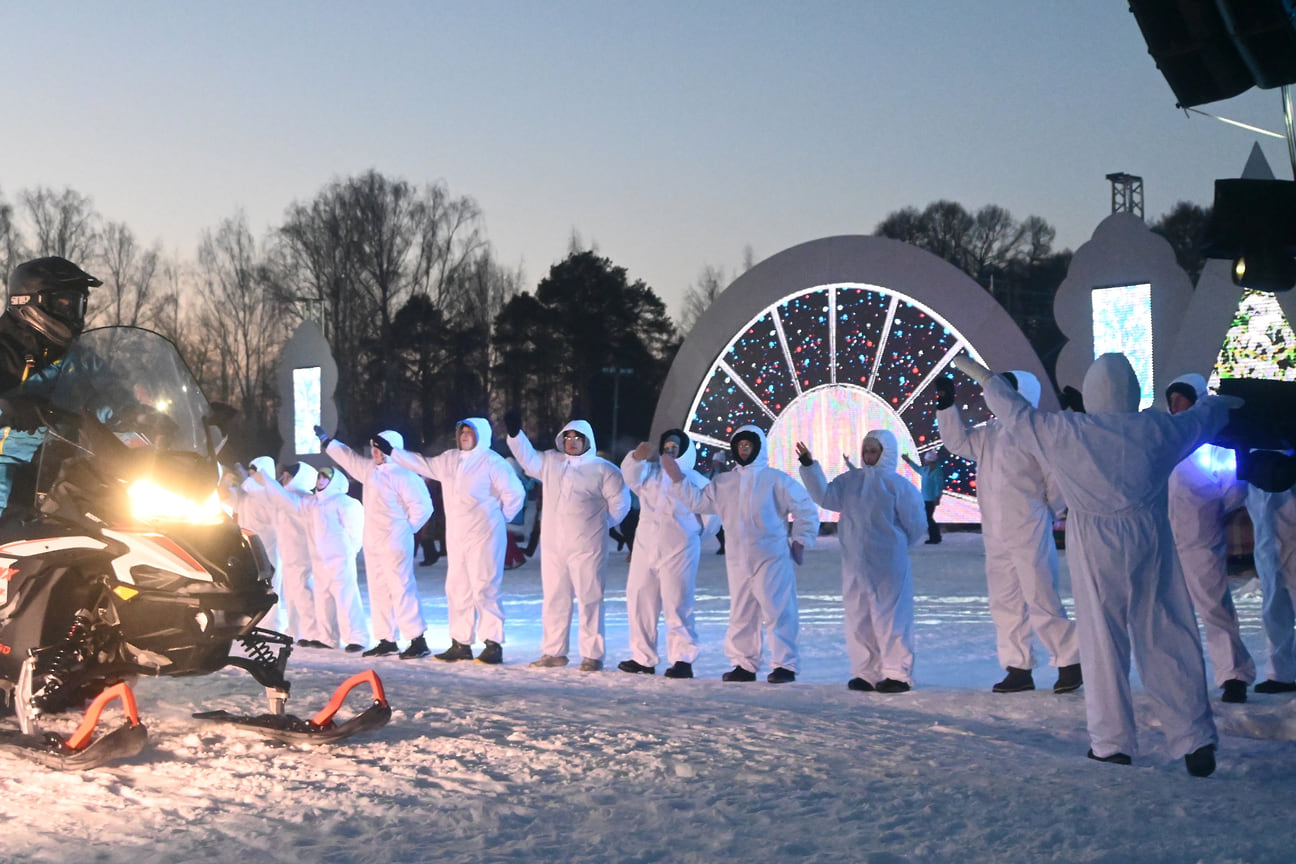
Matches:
[4,531,1295,864]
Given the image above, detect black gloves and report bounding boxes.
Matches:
[0,397,47,433]
[933,377,955,410]
[314,424,331,445]
[1059,386,1086,413]
[797,449,813,467]
[504,409,522,438]
[371,435,393,456]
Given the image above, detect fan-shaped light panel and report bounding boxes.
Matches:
[685,283,988,523]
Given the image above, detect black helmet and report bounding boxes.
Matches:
[7,256,102,346]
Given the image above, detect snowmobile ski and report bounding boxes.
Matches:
[0,682,147,770]
[193,669,391,745]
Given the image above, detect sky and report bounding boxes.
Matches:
[4,1,1293,319]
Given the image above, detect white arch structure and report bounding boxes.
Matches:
[652,235,1055,522]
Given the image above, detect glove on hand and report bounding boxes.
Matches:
[313,424,330,444]
[0,397,46,433]
[1059,386,1085,414]
[933,377,956,410]
[371,435,393,456]
[504,409,522,438]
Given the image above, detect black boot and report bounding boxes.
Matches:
[399,635,431,660]
[1087,749,1132,765]
[663,661,694,679]
[875,678,911,693]
[1184,744,1216,777]
[1221,679,1248,703]
[722,666,756,682]
[847,677,875,692]
[476,640,503,665]
[993,667,1035,693]
[434,640,474,662]
[361,639,399,657]
[1053,664,1083,694]
[766,667,796,684]
[616,659,656,674]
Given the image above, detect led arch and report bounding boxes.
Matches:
[652,236,1055,523]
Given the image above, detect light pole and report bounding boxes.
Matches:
[602,366,634,447]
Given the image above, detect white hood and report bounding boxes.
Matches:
[555,419,597,456]
[862,428,900,473]
[1007,370,1042,409]
[1082,353,1141,415]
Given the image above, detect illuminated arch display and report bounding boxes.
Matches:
[653,236,1056,523]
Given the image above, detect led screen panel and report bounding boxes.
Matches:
[1092,283,1154,409]
[293,366,322,455]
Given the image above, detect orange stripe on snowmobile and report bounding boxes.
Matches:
[65,682,142,751]
[310,670,388,727]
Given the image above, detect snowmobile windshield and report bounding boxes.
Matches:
[22,326,223,523]
[49,326,212,457]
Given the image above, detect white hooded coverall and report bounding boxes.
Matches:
[1246,485,1296,682]
[327,433,435,644]
[620,434,716,668]
[307,468,369,648]
[232,455,283,630]
[390,417,525,647]
[671,425,820,674]
[1166,373,1255,687]
[251,461,320,642]
[800,429,927,684]
[938,370,1079,673]
[508,419,631,661]
[983,353,1231,759]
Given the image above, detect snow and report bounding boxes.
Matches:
[4,532,1295,864]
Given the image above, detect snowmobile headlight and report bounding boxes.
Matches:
[128,481,226,525]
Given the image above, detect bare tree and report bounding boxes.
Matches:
[20,186,100,264]
[965,205,1027,283]
[197,212,286,444]
[91,221,161,328]
[271,171,495,433]
[678,264,728,334]
[0,188,23,286]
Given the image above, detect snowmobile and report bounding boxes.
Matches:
[0,326,390,769]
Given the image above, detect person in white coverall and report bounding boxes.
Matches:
[319,428,435,660]
[956,352,1236,777]
[247,461,321,647]
[505,413,631,671]
[796,429,927,693]
[1165,373,1255,702]
[227,455,284,630]
[1246,482,1296,693]
[936,369,1081,695]
[388,417,525,666]
[616,428,717,680]
[307,466,369,652]
[663,425,819,684]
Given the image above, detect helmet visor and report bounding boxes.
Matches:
[39,288,88,324]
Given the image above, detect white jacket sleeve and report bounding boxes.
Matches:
[494,457,526,522]
[326,440,373,483]
[936,404,985,463]
[777,474,820,549]
[604,467,632,527]
[620,452,651,494]
[799,462,845,513]
[507,432,545,480]
[895,479,929,546]
[398,472,434,532]
[389,447,444,482]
